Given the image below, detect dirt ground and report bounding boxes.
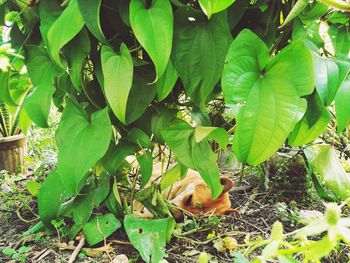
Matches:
[0,164,349,263]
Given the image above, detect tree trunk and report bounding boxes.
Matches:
[0,134,27,174]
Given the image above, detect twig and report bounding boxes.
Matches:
[67,237,85,263]
[35,249,52,262]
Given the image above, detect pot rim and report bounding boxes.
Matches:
[0,133,26,143]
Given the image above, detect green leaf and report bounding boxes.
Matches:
[137,151,153,187]
[2,248,16,256]
[65,28,90,91]
[56,101,112,194]
[73,186,96,226]
[151,108,177,144]
[0,70,17,106]
[280,0,309,27]
[38,170,67,228]
[289,92,332,146]
[311,145,350,200]
[124,215,170,263]
[304,236,337,261]
[191,138,223,199]
[102,140,138,174]
[161,121,195,168]
[335,75,350,133]
[47,0,85,68]
[156,59,178,101]
[125,65,157,124]
[173,8,232,105]
[130,0,173,79]
[77,0,107,43]
[232,252,250,263]
[128,128,152,148]
[38,0,62,47]
[94,172,111,206]
[328,25,350,59]
[222,29,314,164]
[198,0,236,19]
[306,41,350,106]
[101,44,133,124]
[160,164,184,191]
[292,18,323,48]
[83,213,121,246]
[23,45,63,127]
[26,181,42,197]
[194,126,228,150]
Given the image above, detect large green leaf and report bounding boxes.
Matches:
[101,44,133,124]
[124,216,170,263]
[335,75,350,133]
[172,8,232,105]
[311,145,350,200]
[56,101,112,194]
[222,29,314,164]
[130,0,173,79]
[38,170,67,228]
[289,92,331,146]
[83,213,121,246]
[47,0,84,68]
[65,28,90,91]
[23,45,63,127]
[77,0,107,43]
[73,186,96,226]
[194,126,228,150]
[198,0,236,19]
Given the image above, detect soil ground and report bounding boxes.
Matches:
[1,163,349,263]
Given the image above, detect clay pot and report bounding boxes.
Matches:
[0,134,27,173]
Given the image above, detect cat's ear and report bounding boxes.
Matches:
[220,177,234,193]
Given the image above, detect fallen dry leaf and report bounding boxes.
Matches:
[84,243,114,257]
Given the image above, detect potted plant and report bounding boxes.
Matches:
[0,43,31,173]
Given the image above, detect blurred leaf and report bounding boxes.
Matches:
[137,151,153,187]
[26,181,42,197]
[311,145,350,200]
[335,75,350,133]
[128,128,152,148]
[156,59,178,101]
[194,126,228,150]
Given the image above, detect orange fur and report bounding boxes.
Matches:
[135,162,235,219]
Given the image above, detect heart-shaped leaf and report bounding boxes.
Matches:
[335,75,350,133]
[47,0,84,68]
[101,44,133,124]
[56,101,112,194]
[77,0,107,43]
[198,0,236,19]
[23,45,63,127]
[172,8,232,105]
[222,29,314,164]
[130,0,173,79]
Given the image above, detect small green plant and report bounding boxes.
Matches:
[2,246,32,262]
[239,201,350,262]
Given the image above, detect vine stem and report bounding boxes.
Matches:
[319,0,350,11]
[130,168,139,213]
